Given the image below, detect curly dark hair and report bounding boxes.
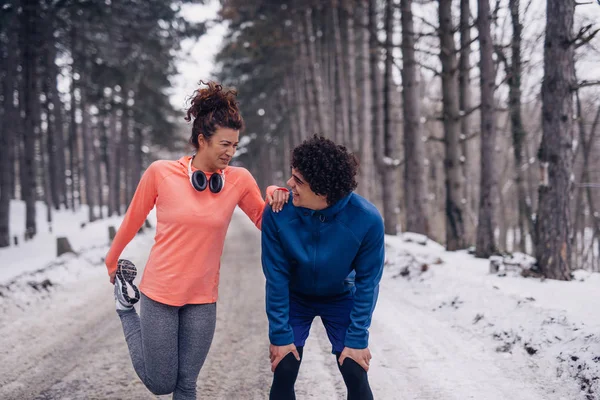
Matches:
[291,135,359,206]
[184,80,244,150]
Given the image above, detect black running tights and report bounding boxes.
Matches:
[269,347,374,400]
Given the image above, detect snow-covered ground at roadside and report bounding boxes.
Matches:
[382,233,600,400]
[0,201,156,311]
[0,200,598,399]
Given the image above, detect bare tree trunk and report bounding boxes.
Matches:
[523,134,537,246]
[507,0,532,253]
[358,0,373,198]
[475,0,497,258]
[439,0,466,250]
[318,4,333,135]
[459,0,475,244]
[369,0,384,213]
[124,93,135,206]
[68,23,79,211]
[282,119,292,181]
[0,9,18,247]
[304,8,328,136]
[291,63,307,144]
[47,37,67,211]
[95,123,104,219]
[120,88,131,208]
[108,109,119,216]
[41,60,54,230]
[297,14,318,137]
[133,124,143,191]
[343,0,359,153]
[535,0,575,280]
[575,95,600,270]
[381,0,397,234]
[332,0,350,146]
[20,0,39,239]
[284,75,300,151]
[43,21,63,212]
[401,0,428,236]
[81,81,96,222]
[497,182,508,252]
[321,7,335,141]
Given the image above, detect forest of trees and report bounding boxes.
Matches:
[0,0,204,242]
[1,0,599,281]
[215,0,600,279]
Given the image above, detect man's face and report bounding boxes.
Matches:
[286,168,328,210]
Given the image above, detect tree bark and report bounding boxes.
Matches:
[369,0,385,211]
[292,63,307,144]
[401,0,429,236]
[475,0,497,258]
[343,0,359,153]
[46,30,67,211]
[331,0,350,146]
[0,8,18,247]
[121,87,131,207]
[108,109,119,216]
[68,22,79,211]
[575,94,600,270]
[297,13,318,137]
[439,0,467,250]
[357,0,373,197]
[20,0,39,239]
[303,8,328,137]
[381,0,398,235]
[133,124,143,194]
[124,94,135,206]
[94,123,104,219]
[535,0,575,280]
[41,60,54,230]
[507,0,532,253]
[284,75,300,152]
[459,0,476,244]
[80,72,96,222]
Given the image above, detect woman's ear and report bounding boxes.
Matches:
[197,133,205,148]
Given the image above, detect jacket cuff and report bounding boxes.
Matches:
[344,333,369,349]
[269,330,295,346]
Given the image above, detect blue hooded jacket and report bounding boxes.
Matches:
[261,192,385,349]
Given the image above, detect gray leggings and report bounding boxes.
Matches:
[117,293,216,400]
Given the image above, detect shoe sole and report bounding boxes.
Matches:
[116,259,140,305]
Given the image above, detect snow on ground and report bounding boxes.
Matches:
[0,200,599,399]
[382,233,600,400]
[0,201,156,311]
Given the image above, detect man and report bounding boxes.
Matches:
[261,135,385,400]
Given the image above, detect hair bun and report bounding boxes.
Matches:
[184,80,244,150]
[195,96,227,116]
[185,80,238,121]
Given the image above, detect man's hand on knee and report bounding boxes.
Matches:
[338,347,372,372]
[269,343,300,372]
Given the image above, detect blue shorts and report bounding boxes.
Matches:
[289,291,354,354]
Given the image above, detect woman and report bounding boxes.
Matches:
[104,81,288,400]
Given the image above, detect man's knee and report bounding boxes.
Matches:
[274,352,302,377]
[338,358,373,400]
[146,376,177,395]
[339,357,368,381]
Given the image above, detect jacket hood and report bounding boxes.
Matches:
[295,193,353,222]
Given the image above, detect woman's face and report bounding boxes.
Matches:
[198,127,239,171]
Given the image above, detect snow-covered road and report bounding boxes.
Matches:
[0,210,586,399]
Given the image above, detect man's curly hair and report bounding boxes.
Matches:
[291,135,359,206]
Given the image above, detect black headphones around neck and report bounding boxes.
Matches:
[187,156,225,193]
